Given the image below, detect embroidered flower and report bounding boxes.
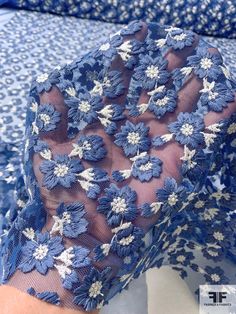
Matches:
[50,202,88,238]
[73,267,111,311]
[69,135,107,161]
[148,87,177,118]
[111,225,144,257]
[36,104,61,132]
[54,246,90,290]
[97,35,123,61]
[35,70,60,93]
[114,121,151,156]
[166,28,195,50]
[199,78,235,112]
[203,266,229,284]
[97,183,137,227]
[39,154,84,189]
[116,39,144,69]
[169,249,194,266]
[156,177,185,213]
[168,112,205,148]
[131,154,163,182]
[134,55,169,90]
[93,70,125,98]
[187,48,223,79]
[66,92,103,125]
[140,201,163,217]
[120,20,143,36]
[27,287,60,305]
[18,232,64,275]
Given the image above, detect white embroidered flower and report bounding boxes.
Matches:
[180,123,194,136]
[39,113,51,125]
[213,231,224,241]
[167,192,178,206]
[111,197,127,213]
[99,42,110,51]
[79,100,91,113]
[119,235,135,246]
[200,57,213,70]
[203,207,219,220]
[211,273,220,282]
[54,164,69,177]
[89,281,103,298]
[145,65,160,79]
[176,255,186,263]
[227,122,236,134]
[33,244,49,260]
[127,131,141,145]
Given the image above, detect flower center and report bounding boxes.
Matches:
[213,231,224,241]
[173,33,187,41]
[176,255,186,263]
[62,211,71,223]
[119,235,135,246]
[145,65,160,79]
[83,140,92,150]
[79,101,91,113]
[155,96,169,106]
[127,131,140,145]
[194,200,205,208]
[89,281,103,298]
[211,274,220,282]
[180,123,194,136]
[139,161,153,171]
[36,73,49,83]
[54,164,69,177]
[100,42,110,51]
[111,197,127,213]
[33,244,49,260]
[200,57,213,70]
[227,122,236,134]
[208,91,218,100]
[167,192,178,206]
[39,113,51,125]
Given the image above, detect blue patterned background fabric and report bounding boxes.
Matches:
[0,8,236,313]
[2,0,236,38]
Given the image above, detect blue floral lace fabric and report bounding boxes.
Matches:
[1,20,236,312]
[3,0,236,38]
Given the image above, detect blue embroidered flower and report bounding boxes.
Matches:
[120,20,143,36]
[54,246,90,290]
[168,249,194,266]
[34,70,60,93]
[69,135,107,161]
[134,55,169,90]
[18,232,64,275]
[97,183,137,226]
[73,267,111,311]
[116,39,144,69]
[168,112,205,148]
[199,79,235,112]
[187,48,223,79]
[132,154,163,182]
[111,225,144,257]
[51,202,88,238]
[66,92,103,125]
[102,70,125,98]
[97,35,123,60]
[27,287,61,305]
[203,266,229,284]
[114,121,151,156]
[39,154,84,189]
[166,28,195,50]
[149,88,177,118]
[96,104,125,135]
[156,177,185,213]
[36,104,61,132]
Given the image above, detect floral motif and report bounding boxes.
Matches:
[18,232,64,275]
[134,55,169,90]
[27,287,61,305]
[34,70,60,93]
[39,154,84,189]
[199,78,235,112]
[165,27,195,50]
[73,267,111,311]
[97,183,137,227]
[131,154,163,182]
[111,225,144,257]
[148,87,177,118]
[69,135,107,161]
[114,121,151,156]
[168,249,194,266]
[203,266,229,284]
[50,202,88,238]
[168,112,205,148]
[66,92,103,125]
[36,104,61,132]
[187,48,223,79]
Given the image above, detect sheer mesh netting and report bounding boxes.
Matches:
[1,21,236,312]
